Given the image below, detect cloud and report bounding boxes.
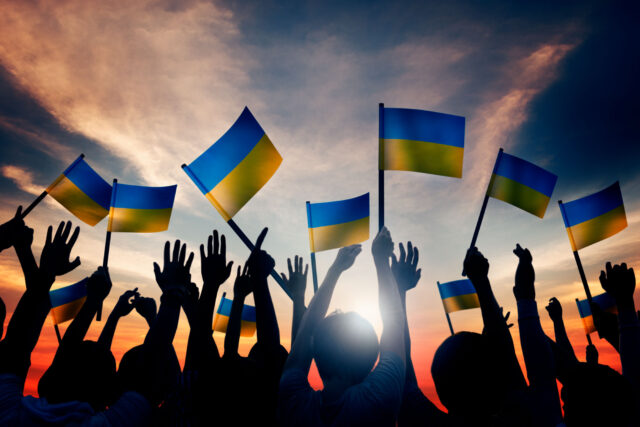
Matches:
[1,165,42,196]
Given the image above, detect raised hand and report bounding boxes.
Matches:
[591,302,620,351]
[234,264,253,299]
[153,240,194,297]
[86,267,112,303]
[246,228,275,280]
[372,226,393,262]
[599,262,636,310]
[134,296,157,326]
[545,297,563,322]
[39,221,81,278]
[200,230,233,287]
[391,241,421,293]
[513,244,535,301]
[463,247,489,282]
[112,288,139,318]
[332,244,362,272]
[0,206,26,252]
[502,308,514,329]
[281,255,308,303]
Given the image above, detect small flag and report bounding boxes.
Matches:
[50,279,88,325]
[107,182,177,232]
[46,155,112,226]
[437,279,480,313]
[576,293,617,334]
[183,107,282,221]
[380,107,465,178]
[487,151,557,218]
[560,182,627,251]
[213,297,256,337]
[307,193,370,252]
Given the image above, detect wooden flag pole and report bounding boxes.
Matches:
[98,178,117,321]
[559,200,593,303]
[378,103,385,232]
[437,282,455,335]
[53,324,62,344]
[306,202,319,294]
[586,333,593,346]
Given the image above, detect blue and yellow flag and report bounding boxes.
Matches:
[107,182,177,233]
[50,279,88,325]
[487,151,557,218]
[46,155,112,226]
[437,279,480,313]
[213,297,257,337]
[183,107,282,221]
[307,193,370,253]
[380,107,465,178]
[560,182,627,251]
[576,293,617,334]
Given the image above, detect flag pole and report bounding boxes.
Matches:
[438,282,455,335]
[53,324,62,344]
[586,333,593,346]
[99,178,117,321]
[559,200,593,303]
[306,201,319,293]
[378,103,385,232]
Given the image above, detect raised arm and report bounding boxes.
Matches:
[97,288,139,350]
[133,295,157,328]
[283,244,361,374]
[224,264,252,358]
[281,256,308,344]
[545,297,577,363]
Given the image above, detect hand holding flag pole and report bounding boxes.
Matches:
[100,178,118,321]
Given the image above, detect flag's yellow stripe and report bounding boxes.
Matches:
[51,297,86,325]
[566,204,627,251]
[108,207,172,232]
[380,138,463,178]
[206,134,282,221]
[47,175,109,226]
[310,216,369,252]
[581,315,596,334]
[442,293,480,313]
[213,313,257,337]
[487,174,551,218]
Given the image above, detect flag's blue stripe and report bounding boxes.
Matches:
[382,108,465,148]
[561,182,623,227]
[577,292,616,317]
[50,279,87,307]
[216,297,257,322]
[187,107,265,193]
[437,279,476,299]
[112,183,177,209]
[308,193,370,228]
[65,159,112,210]
[493,152,557,197]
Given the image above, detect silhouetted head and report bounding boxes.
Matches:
[562,363,635,427]
[432,332,508,417]
[39,340,116,411]
[118,344,180,402]
[312,312,379,385]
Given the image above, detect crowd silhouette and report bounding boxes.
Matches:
[0,207,638,426]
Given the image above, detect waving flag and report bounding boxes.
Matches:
[213,296,256,337]
[380,107,465,178]
[560,182,627,251]
[182,107,282,221]
[107,182,177,232]
[307,193,370,252]
[46,155,112,226]
[576,293,617,334]
[438,279,480,313]
[50,279,88,325]
[487,151,557,218]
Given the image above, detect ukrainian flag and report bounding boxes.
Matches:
[576,293,617,334]
[487,151,557,218]
[560,182,627,251]
[107,182,177,232]
[437,279,480,313]
[50,279,88,325]
[46,155,112,226]
[380,107,465,178]
[213,297,257,337]
[307,193,370,253]
[182,107,282,221]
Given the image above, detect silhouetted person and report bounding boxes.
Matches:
[281,255,309,344]
[279,227,406,426]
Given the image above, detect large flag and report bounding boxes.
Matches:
[576,293,617,334]
[307,193,370,252]
[182,107,282,221]
[487,151,557,218]
[50,279,88,325]
[107,182,177,232]
[46,155,112,226]
[380,107,465,178]
[437,279,480,313]
[560,182,627,251]
[213,296,257,337]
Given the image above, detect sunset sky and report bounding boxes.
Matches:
[0,0,639,407]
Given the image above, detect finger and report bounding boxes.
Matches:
[163,241,170,267]
[173,240,181,263]
[213,230,219,255]
[621,262,627,270]
[69,256,81,271]
[391,253,398,267]
[68,226,80,248]
[153,262,161,280]
[416,268,421,280]
[280,272,288,283]
[61,221,72,242]
[46,225,53,246]
[15,206,22,219]
[304,264,309,278]
[207,234,213,257]
[294,255,299,272]
[599,270,606,287]
[288,258,293,277]
[254,227,268,251]
[412,247,419,268]
[399,242,406,263]
[200,244,205,263]
[220,234,226,258]
[185,252,194,270]
[606,261,613,276]
[407,241,413,264]
[54,221,64,241]
[243,263,249,276]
